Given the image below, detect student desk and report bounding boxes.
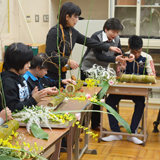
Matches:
[36,87,101,160]
[99,80,160,146]
[57,87,101,160]
[17,127,70,160]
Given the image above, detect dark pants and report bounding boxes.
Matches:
[81,70,101,128]
[106,94,145,133]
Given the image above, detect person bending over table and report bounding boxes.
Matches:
[81,18,134,131]
[45,2,122,80]
[102,35,156,144]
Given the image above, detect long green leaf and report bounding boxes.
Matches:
[92,101,131,134]
[0,155,20,160]
[97,81,109,99]
[31,123,49,140]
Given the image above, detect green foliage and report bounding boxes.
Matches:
[97,81,109,99]
[30,123,49,140]
[92,101,131,134]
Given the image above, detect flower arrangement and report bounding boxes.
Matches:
[0,131,46,160]
[12,106,77,140]
[84,64,117,84]
[84,64,117,99]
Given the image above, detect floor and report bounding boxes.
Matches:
[60,107,160,160]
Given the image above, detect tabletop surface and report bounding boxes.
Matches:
[17,127,69,152]
[112,80,160,89]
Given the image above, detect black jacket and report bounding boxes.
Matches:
[1,71,37,112]
[45,25,111,75]
[23,71,62,92]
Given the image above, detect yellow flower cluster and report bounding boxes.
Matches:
[70,96,86,100]
[49,113,76,124]
[0,131,43,159]
[85,78,100,87]
[89,95,98,102]
[72,121,98,140]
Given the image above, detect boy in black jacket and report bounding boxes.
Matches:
[2,43,47,112]
[23,53,76,94]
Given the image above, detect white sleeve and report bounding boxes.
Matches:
[145,54,156,77]
[0,117,4,126]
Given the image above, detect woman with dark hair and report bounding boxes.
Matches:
[1,43,47,112]
[45,2,122,80]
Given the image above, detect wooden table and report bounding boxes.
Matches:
[56,87,101,160]
[21,87,101,160]
[17,127,71,160]
[99,80,160,146]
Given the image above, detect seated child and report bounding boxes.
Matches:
[0,107,13,125]
[1,43,47,112]
[23,53,76,94]
[102,35,156,144]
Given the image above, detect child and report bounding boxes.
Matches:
[103,35,156,144]
[1,43,47,112]
[23,53,76,94]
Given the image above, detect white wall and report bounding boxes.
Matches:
[0,0,108,79]
[0,0,50,60]
[18,0,49,44]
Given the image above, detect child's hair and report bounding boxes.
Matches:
[3,43,33,71]
[129,35,143,50]
[103,18,123,31]
[59,2,81,27]
[30,53,51,70]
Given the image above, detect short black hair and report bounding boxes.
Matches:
[129,35,143,50]
[59,2,81,27]
[30,53,51,70]
[103,18,123,31]
[3,43,33,71]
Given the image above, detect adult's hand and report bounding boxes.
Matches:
[67,60,79,70]
[115,55,125,63]
[109,46,122,54]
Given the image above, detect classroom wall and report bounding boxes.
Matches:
[0,0,108,79]
[0,0,49,60]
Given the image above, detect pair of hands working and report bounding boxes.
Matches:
[67,46,124,70]
[32,79,76,103]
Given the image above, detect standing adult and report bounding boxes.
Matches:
[45,2,122,80]
[81,18,133,131]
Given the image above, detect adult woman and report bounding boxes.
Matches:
[45,2,122,80]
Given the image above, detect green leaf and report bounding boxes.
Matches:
[92,101,131,134]
[30,123,49,140]
[0,155,20,160]
[97,81,109,99]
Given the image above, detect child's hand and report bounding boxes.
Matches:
[32,90,47,103]
[62,78,76,85]
[32,86,38,95]
[45,87,59,95]
[0,107,13,122]
[124,54,135,62]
